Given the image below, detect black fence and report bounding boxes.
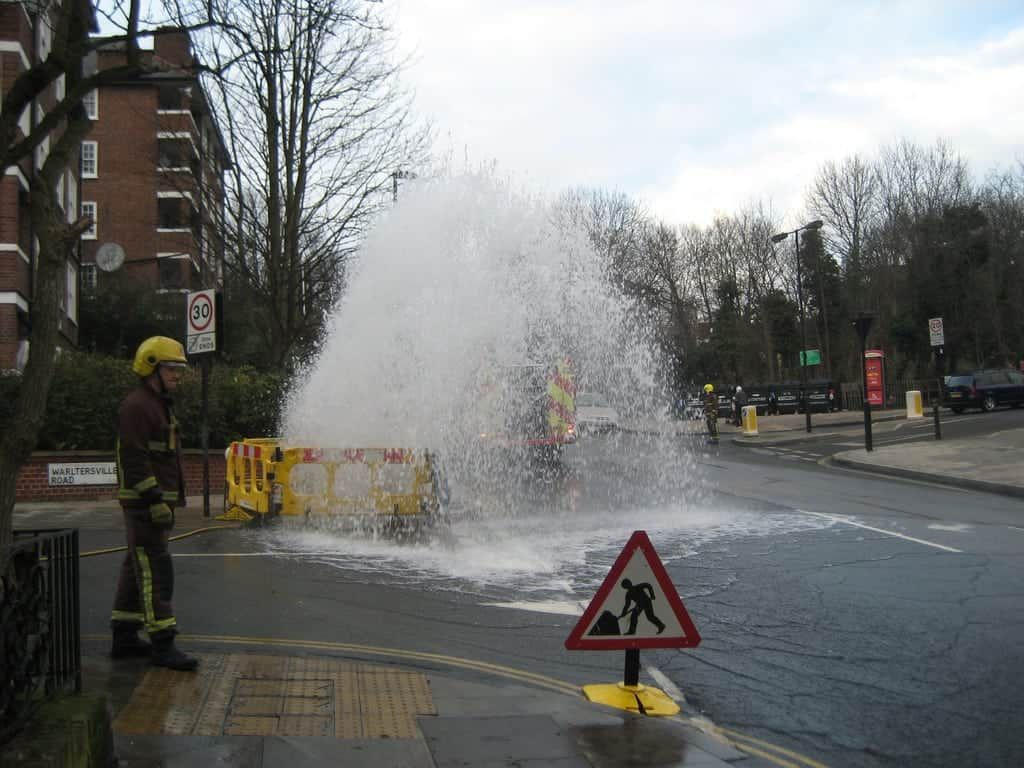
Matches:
[0,528,81,745]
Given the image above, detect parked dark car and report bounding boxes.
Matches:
[805,379,840,413]
[944,369,1024,413]
[745,384,772,415]
[774,382,801,414]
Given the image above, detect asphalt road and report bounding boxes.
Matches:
[76,426,1024,768]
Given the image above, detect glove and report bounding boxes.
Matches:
[149,502,174,527]
[140,486,163,507]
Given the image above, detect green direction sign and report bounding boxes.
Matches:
[800,349,822,366]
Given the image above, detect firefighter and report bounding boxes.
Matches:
[703,383,719,442]
[109,336,198,671]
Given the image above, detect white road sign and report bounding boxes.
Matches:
[48,462,117,486]
[928,317,944,347]
[565,530,700,650]
[187,289,216,355]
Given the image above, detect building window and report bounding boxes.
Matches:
[66,261,78,322]
[82,264,97,293]
[56,173,64,208]
[157,85,182,111]
[157,138,191,169]
[158,255,187,290]
[80,141,97,178]
[66,171,77,224]
[157,197,188,229]
[37,18,51,61]
[83,89,98,120]
[81,201,97,239]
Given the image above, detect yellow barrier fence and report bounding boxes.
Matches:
[222,440,445,528]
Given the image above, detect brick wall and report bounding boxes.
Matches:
[15,450,226,502]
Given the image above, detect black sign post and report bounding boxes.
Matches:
[852,314,875,452]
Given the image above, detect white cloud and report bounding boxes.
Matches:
[395,2,1024,227]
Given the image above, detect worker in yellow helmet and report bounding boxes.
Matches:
[702,383,719,442]
[110,337,198,671]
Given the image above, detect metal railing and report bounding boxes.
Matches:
[0,528,81,745]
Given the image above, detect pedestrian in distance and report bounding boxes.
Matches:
[702,383,719,443]
[109,336,199,671]
[734,385,747,427]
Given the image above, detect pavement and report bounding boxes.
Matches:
[11,409,1020,767]
[11,498,769,768]
[724,409,1024,499]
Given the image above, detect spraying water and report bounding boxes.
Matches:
[284,171,657,453]
[273,171,827,600]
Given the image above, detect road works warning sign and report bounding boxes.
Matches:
[565,530,701,650]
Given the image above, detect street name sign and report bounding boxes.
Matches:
[565,530,701,650]
[928,317,944,347]
[48,462,117,486]
[186,289,216,355]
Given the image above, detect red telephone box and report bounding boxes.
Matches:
[864,349,885,407]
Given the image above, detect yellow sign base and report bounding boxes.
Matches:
[582,682,680,716]
[215,507,254,523]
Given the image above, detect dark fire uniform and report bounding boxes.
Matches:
[111,382,186,639]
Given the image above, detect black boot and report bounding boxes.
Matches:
[150,632,199,671]
[111,622,151,659]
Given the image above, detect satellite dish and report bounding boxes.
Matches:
[95,242,125,272]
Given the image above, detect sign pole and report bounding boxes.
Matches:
[624,649,640,688]
[201,355,210,517]
[929,318,944,442]
[187,289,218,518]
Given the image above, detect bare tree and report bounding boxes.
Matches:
[0,1,177,548]
[173,0,429,368]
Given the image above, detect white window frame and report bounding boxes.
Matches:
[82,264,97,292]
[80,141,97,178]
[156,191,195,232]
[56,73,65,101]
[80,201,97,239]
[66,171,77,224]
[66,261,78,322]
[37,17,51,62]
[35,104,48,170]
[83,89,98,120]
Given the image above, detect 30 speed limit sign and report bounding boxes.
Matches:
[186,289,216,354]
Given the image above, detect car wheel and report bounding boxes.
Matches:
[951,406,964,414]
[982,394,997,412]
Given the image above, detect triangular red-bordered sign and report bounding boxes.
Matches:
[565,530,701,650]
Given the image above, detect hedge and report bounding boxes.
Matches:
[0,352,286,450]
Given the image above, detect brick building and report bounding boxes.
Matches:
[0,1,96,370]
[80,29,229,315]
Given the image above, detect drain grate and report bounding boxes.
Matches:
[113,653,434,739]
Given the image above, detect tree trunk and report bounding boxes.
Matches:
[0,195,68,551]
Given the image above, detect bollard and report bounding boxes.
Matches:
[742,405,758,436]
[905,390,923,419]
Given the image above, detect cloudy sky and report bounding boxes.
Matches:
[393,1,1024,227]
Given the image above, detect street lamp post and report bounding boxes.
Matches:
[771,220,824,434]
[392,169,417,202]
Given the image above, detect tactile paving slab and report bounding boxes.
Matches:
[113,653,435,739]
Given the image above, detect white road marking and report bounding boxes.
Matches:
[646,664,685,702]
[481,600,585,616]
[927,523,973,533]
[795,509,962,553]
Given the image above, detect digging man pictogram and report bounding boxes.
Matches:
[618,578,665,635]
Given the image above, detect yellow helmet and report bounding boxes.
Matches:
[132,336,187,377]
[703,383,714,393]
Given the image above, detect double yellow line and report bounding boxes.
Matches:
[717,726,830,768]
[83,631,828,766]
